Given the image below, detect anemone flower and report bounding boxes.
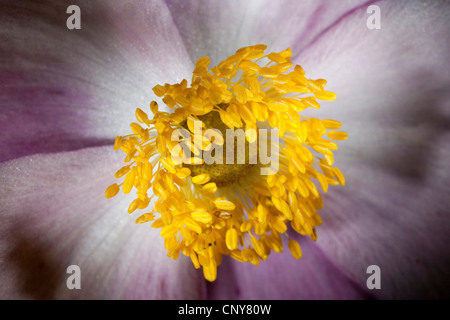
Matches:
[1,0,449,300]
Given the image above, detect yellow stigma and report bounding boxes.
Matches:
[106,44,348,282]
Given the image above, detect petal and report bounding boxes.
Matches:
[0,146,204,299]
[165,0,371,64]
[0,0,193,162]
[294,1,450,298]
[207,237,374,299]
[317,148,450,299]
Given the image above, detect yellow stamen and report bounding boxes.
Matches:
[288,239,303,259]
[214,199,236,211]
[192,173,211,184]
[106,44,348,282]
[105,183,120,199]
[225,228,239,250]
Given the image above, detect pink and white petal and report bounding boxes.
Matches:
[317,147,450,299]
[208,238,374,300]
[0,146,204,299]
[293,1,450,298]
[165,0,372,65]
[0,0,192,162]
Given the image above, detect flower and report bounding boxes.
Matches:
[1,0,449,299]
[106,44,347,282]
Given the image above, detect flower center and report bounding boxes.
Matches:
[106,44,348,283]
[182,105,256,187]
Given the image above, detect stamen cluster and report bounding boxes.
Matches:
[106,45,347,281]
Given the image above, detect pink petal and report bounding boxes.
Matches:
[317,151,450,299]
[208,238,373,300]
[165,0,371,64]
[0,146,204,299]
[294,1,450,298]
[0,0,193,162]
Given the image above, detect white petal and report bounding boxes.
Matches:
[0,146,204,299]
[166,0,369,65]
[0,0,193,161]
[296,1,450,298]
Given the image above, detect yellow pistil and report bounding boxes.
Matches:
[106,44,347,282]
